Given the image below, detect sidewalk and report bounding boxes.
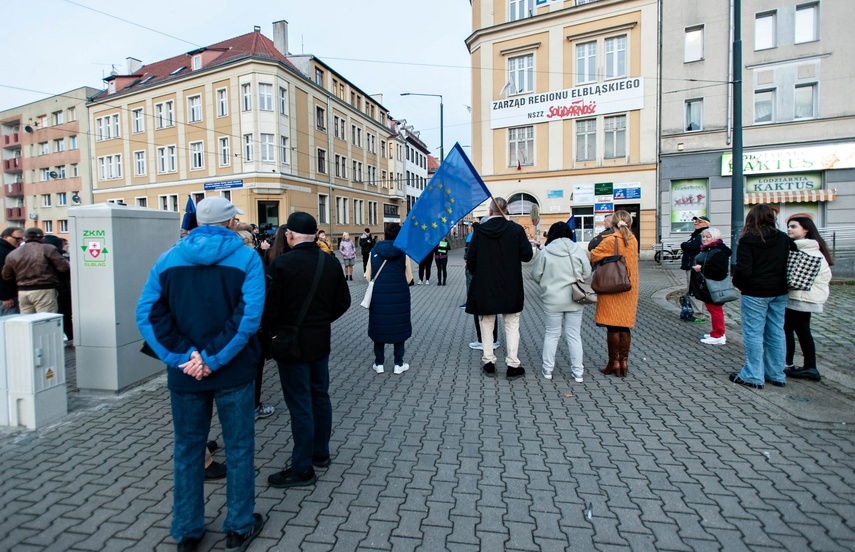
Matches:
[1,247,854,551]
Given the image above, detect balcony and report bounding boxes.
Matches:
[3,158,22,172]
[5,182,23,197]
[3,133,21,148]
[5,207,24,221]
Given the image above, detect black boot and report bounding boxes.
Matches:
[784,366,821,381]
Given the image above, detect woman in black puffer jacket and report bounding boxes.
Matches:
[689,227,731,345]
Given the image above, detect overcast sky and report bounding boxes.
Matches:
[0,0,474,160]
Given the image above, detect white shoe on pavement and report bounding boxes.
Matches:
[541,368,552,380]
[700,335,726,345]
[372,364,384,373]
[574,377,584,383]
[469,341,483,350]
[393,363,410,375]
[425,280,430,285]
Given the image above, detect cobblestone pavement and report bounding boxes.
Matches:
[1,248,854,551]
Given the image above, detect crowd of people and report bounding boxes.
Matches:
[128,195,834,551]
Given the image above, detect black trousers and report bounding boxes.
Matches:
[418,257,432,281]
[784,308,815,368]
[434,257,448,285]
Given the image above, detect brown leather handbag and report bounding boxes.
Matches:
[591,236,632,294]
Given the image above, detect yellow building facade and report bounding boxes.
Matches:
[467,0,658,251]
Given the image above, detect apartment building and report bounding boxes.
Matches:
[660,0,855,242]
[88,22,406,238]
[467,0,658,249]
[0,87,99,237]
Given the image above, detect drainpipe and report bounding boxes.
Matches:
[327,91,333,235]
[726,0,734,146]
[655,0,663,245]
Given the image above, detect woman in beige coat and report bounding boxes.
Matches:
[589,211,639,377]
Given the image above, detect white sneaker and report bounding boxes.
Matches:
[372,364,384,373]
[703,334,711,339]
[541,368,552,380]
[393,363,410,375]
[424,280,430,285]
[574,376,584,383]
[469,341,483,350]
[417,280,423,285]
[700,335,726,345]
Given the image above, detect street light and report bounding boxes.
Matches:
[400,93,444,162]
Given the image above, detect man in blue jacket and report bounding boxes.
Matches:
[136,197,265,552]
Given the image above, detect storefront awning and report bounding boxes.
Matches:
[744,189,837,204]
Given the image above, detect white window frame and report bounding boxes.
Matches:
[59,220,68,233]
[136,197,148,208]
[353,199,364,225]
[260,134,275,162]
[755,11,777,51]
[576,41,597,85]
[604,115,627,159]
[335,197,349,225]
[42,194,51,207]
[217,88,228,117]
[190,141,204,170]
[244,134,254,162]
[52,111,63,125]
[316,106,326,131]
[219,137,231,167]
[188,95,202,123]
[156,146,177,174]
[132,108,144,133]
[604,35,627,80]
[134,151,146,176]
[54,139,64,153]
[509,0,534,22]
[280,136,289,165]
[575,119,597,162]
[242,83,252,111]
[192,55,202,70]
[279,87,288,115]
[508,54,534,95]
[508,126,534,167]
[159,194,179,212]
[795,3,819,44]
[685,26,704,63]
[71,164,78,177]
[335,154,347,178]
[318,194,329,224]
[685,98,704,131]
[55,165,66,179]
[317,148,327,174]
[258,84,273,111]
[44,221,53,234]
[97,154,123,180]
[58,192,67,206]
[368,201,378,226]
[69,135,78,150]
[794,83,817,120]
[754,89,775,124]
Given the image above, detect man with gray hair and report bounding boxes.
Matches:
[136,196,265,552]
[466,197,534,380]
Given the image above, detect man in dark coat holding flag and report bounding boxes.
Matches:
[466,197,534,380]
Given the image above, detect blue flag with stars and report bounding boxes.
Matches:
[394,143,491,263]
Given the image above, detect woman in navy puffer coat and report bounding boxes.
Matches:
[366,223,413,375]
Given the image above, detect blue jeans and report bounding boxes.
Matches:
[737,294,788,385]
[374,341,405,366]
[170,382,256,542]
[277,356,332,476]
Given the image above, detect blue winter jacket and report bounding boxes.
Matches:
[136,225,265,392]
[367,240,412,344]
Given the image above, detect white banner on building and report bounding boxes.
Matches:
[490,78,644,129]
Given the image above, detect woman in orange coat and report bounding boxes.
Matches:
[589,210,639,377]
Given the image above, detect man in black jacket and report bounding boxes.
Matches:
[264,212,351,489]
[680,216,710,323]
[359,228,375,274]
[466,197,534,380]
[0,227,23,315]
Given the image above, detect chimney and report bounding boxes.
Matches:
[127,57,142,74]
[273,20,289,56]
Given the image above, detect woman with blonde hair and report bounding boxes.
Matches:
[589,210,639,377]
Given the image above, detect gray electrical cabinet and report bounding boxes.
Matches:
[68,204,178,393]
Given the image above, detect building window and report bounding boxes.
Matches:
[754,90,775,123]
[42,194,51,207]
[52,111,64,126]
[244,134,254,162]
[334,116,343,139]
[576,119,596,161]
[318,194,329,224]
[134,151,146,176]
[40,168,50,181]
[44,221,53,234]
[190,141,204,170]
[59,220,68,233]
[192,55,202,70]
[508,126,534,167]
[317,149,327,174]
[242,83,252,111]
[795,3,819,44]
[188,95,202,123]
[509,0,534,22]
[155,101,174,128]
[353,199,364,225]
[381,140,387,158]
[39,142,49,155]
[132,109,144,133]
[280,136,289,165]
[794,84,816,119]
[508,54,534,95]
[316,106,326,130]
[157,146,176,173]
[315,68,324,86]
[335,155,346,178]
[67,107,76,122]
[605,35,627,79]
[576,42,597,84]
[279,87,288,115]
[217,88,228,117]
[351,125,362,147]
[54,139,64,153]
[69,136,78,150]
[159,194,179,212]
[755,12,777,50]
[136,197,147,208]
[55,165,66,179]
[258,84,273,111]
[58,192,67,206]
[97,154,122,180]
[685,99,703,131]
[260,134,274,162]
[71,164,78,177]
[219,137,230,166]
[685,26,704,62]
[368,201,378,225]
[604,115,626,159]
[335,197,349,224]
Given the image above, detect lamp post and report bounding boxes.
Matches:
[400,93,444,162]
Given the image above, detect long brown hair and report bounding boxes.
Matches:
[610,210,634,246]
[266,225,290,262]
[787,215,834,266]
[741,203,777,241]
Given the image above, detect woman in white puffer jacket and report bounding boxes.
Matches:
[530,222,592,382]
[784,215,833,381]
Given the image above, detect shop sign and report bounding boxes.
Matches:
[721,142,855,176]
[204,179,244,191]
[614,183,641,200]
[746,173,822,193]
[670,179,708,233]
[490,78,644,129]
[573,184,594,204]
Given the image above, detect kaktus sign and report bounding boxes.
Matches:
[490,78,644,129]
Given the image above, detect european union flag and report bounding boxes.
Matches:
[181,195,196,231]
[567,215,577,242]
[394,143,491,263]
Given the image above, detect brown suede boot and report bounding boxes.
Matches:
[599,332,621,375]
[618,332,631,377]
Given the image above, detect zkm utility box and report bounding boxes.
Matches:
[5,313,66,429]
